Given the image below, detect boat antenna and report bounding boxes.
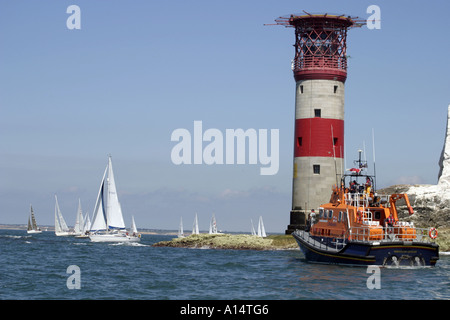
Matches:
[372,128,377,191]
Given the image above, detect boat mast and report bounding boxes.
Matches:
[372,128,377,192]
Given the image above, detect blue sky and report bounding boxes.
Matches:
[1,0,449,232]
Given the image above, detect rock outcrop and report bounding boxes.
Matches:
[152,233,298,250]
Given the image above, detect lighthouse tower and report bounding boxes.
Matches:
[274,13,362,234]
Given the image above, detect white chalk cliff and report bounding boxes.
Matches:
[380,104,450,227]
[438,104,450,187]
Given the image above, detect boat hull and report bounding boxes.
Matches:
[55,232,73,236]
[27,230,42,234]
[89,233,140,243]
[293,231,439,267]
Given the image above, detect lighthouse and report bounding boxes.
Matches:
[273,13,362,234]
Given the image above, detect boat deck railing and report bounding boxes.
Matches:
[293,230,345,252]
[344,192,370,207]
[348,225,436,243]
[344,192,391,208]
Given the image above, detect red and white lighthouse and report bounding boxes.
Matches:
[274,12,362,234]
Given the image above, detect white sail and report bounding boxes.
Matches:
[83,212,91,233]
[55,195,71,236]
[178,217,185,238]
[251,219,256,236]
[90,166,108,231]
[257,216,266,238]
[209,213,218,234]
[106,156,125,230]
[131,216,138,234]
[192,213,199,235]
[73,199,84,235]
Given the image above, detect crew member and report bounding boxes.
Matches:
[365,177,372,194]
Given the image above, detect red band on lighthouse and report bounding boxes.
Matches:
[294,118,344,158]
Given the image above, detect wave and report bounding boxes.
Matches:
[1,234,31,239]
[108,242,150,247]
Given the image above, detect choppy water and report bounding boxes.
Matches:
[0,229,449,300]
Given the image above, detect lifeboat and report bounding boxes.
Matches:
[292,151,439,267]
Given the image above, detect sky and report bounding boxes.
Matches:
[1,0,449,233]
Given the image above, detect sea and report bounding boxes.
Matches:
[1,229,449,308]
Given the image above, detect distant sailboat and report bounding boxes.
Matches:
[192,213,199,235]
[209,213,218,234]
[27,205,42,234]
[257,216,267,238]
[251,219,256,236]
[178,217,185,238]
[73,199,84,236]
[89,155,140,242]
[75,210,90,238]
[55,195,72,236]
[130,216,141,238]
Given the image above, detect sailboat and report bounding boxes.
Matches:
[192,213,199,235]
[209,213,217,234]
[178,217,185,238]
[55,195,73,236]
[73,199,84,236]
[209,213,223,234]
[89,155,140,243]
[130,216,141,239]
[27,205,42,234]
[257,216,267,238]
[251,219,256,236]
[75,210,90,238]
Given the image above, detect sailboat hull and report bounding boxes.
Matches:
[27,230,42,234]
[89,232,140,243]
[55,232,73,237]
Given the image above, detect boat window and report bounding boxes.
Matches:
[374,211,381,220]
[319,209,324,218]
[338,211,343,222]
[328,210,333,219]
[313,165,320,174]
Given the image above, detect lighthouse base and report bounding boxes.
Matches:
[285,210,306,234]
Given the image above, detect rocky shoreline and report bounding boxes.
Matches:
[152,233,298,250]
